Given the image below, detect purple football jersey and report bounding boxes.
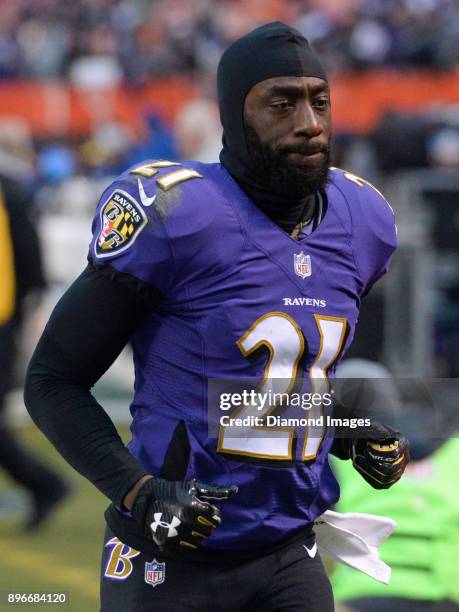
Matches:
[89,161,396,550]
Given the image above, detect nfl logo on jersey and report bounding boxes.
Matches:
[145,559,165,588]
[294,251,312,279]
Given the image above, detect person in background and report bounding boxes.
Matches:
[333,359,459,612]
[174,98,222,162]
[0,119,70,530]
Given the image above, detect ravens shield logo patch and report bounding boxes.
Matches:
[95,189,147,258]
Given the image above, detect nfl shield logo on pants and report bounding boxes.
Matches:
[294,251,312,279]
[145,559,165,588]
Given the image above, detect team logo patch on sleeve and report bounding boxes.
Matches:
[95,189,147,258]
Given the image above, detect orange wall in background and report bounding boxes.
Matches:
[331,71,459,133]
[0,78,199,137]
[0,72,458,137]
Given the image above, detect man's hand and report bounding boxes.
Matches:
[130,477,238,552]
[350,422,410,489]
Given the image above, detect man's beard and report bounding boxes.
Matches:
[245,122,331,200]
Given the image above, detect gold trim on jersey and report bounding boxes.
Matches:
[156,168,203,191]
[129,160,182,178]
[331,166,389,202]
[130,163,159,178]
[302,315,348,460]
[217,311,305,461]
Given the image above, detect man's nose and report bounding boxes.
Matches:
[293,103,323,138]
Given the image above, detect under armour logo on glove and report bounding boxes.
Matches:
[131,477,238,553]
[150,513,181,538]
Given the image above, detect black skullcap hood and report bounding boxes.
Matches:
[217,22,328,217]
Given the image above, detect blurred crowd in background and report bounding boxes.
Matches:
[0,0,458,184]
[0,0,458,183]
[2,0,459,82]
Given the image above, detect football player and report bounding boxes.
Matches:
[25,22,409,612]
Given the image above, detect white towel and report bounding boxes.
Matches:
[314,510,396,584]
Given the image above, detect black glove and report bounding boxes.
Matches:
[349,422,410,489]
[131,477,238,552]
[332,421,410,489]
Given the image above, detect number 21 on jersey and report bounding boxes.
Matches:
[217,312,347,461]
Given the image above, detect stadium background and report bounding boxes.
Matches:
[0,1,458,610]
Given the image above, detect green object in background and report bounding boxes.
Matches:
[332,437,459,603]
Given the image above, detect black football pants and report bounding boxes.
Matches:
[0,324,64,498]
[100,526,334,612]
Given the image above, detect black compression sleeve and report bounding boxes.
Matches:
[24,263,162,506]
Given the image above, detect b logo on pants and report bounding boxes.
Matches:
[104,537,141,580]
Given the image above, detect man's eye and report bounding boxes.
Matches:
[314,98,330,109]
[271,101,291,110]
